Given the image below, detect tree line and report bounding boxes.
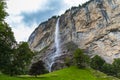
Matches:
[72,48,120,78]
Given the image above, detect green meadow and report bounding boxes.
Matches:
[0,67,119,80]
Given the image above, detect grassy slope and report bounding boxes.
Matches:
[0,67,119,80]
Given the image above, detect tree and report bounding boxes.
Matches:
[29,60,48,77]
[12,42,34,75]
[0,0,34,76]
[65,57,73,67]
[0,0,8,21]
[73,48,90,68]
[102,63,114,75]
[112,58,120,78]
[90,55,105,71]
[0,0,16,75]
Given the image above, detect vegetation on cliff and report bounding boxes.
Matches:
[73,48,90,68]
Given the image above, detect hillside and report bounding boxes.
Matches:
[0,67,119,80]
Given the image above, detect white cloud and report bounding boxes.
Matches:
[64,0,89,7]
[6,0,48,15]
[6,14,23,26]
[58,0,90,15]
[6,0,90,42]
[12,23,37,42]
[5,15,37,42]
[6,0,49,42]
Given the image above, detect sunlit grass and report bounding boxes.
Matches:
[0,66,119,80]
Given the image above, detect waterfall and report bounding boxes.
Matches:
[54,18,61,57]
[45,18,61,72]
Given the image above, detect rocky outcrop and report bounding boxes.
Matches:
[28,0,120,70]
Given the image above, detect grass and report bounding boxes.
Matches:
[0,66,119,80]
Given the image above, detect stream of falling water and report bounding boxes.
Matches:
[46,18,61,72]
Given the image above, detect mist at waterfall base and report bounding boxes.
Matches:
[45,18,61,72]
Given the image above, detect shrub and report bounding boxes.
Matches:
[90,56,120,78]
[73,48,90,68]
[65,41,78,53]
[102,63,114,75]
[90,55,105,71]
[112,58,120,78]
[29,60,48,77]
[65,57,73,67]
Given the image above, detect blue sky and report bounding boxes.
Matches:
[5,0,89,42]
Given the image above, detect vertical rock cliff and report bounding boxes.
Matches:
[28,0,120,71]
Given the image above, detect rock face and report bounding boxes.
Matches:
[28,0,120,71]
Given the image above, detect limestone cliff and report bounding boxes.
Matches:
[28,0,120,70]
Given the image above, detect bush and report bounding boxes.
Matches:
[102,63,114,75]
[65,57,73,67]
[112,58,120,78]
[90,55,105,71]
[90,56,120,78]
[65,41,78,53]
[29,60,48,77]
[73,48,90,68]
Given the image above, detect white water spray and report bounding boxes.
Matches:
[45,18,61,72]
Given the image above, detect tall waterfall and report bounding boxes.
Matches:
[45,18,61,72]
[54,18,61,57]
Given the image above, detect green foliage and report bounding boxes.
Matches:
[12,42,34,75]
[39,45,49,54]
[0,42,34,76]
[29,60,48,77]
[80,0,94,8]
[79,4,82,7]
[0,0,8,21]
[51,16,57,19]
[90,55,105,71]
[0,0,34,76]
[0,0,16,75]
[73,48,90,68]
[64,57,73,67]
[112,58,120,78]
[65,9,70,13]
[71,6,78,10]
[65,41,78,53]
[90,56,120,79]
[102,63,114,76]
